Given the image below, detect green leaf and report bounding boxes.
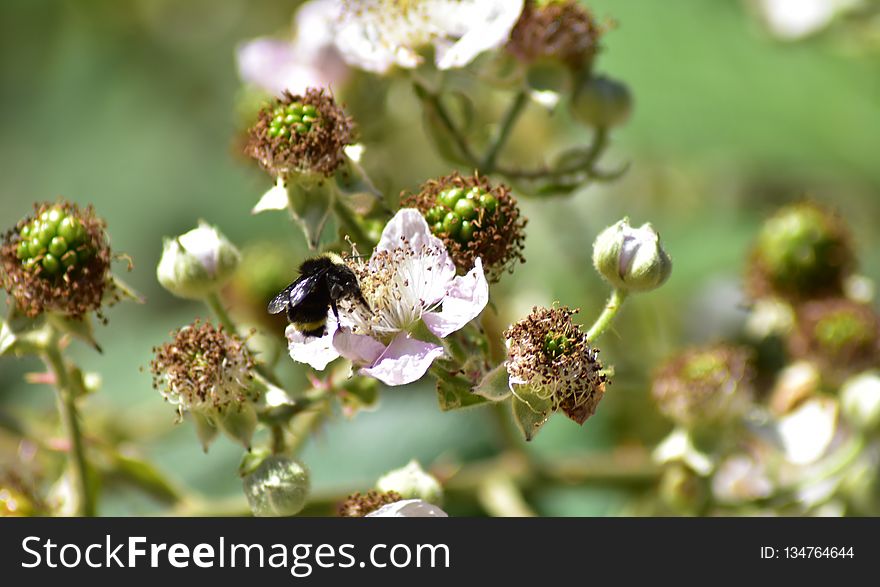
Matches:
[107,451,183,504]
[436,374,488,411]
[473,364,512,401]
[511,390,552,441]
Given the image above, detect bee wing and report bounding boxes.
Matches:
[267,273,323,314]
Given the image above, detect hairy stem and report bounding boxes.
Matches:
[585,288,628,344]
[42,334,95,516]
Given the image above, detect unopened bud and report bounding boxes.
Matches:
[376,460,443,506]
[593,218,672,293]
[157,221,240,300]
[571,74,633,128]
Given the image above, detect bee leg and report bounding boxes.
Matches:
[331,299,340,322]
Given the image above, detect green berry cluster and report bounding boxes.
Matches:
[16,206,93,277]
[543,331,574,359]
[424,187,499,245]
[267,102,319,140]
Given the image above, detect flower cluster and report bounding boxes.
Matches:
[246,88,354,178]
[402,172,526,281]
[505,305,607,429]
[287,209,489,385]
[1,202,112,318]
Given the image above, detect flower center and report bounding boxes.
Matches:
[339,244,449,341]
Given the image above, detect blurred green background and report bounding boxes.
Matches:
[1,0,879,515]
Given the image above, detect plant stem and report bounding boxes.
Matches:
[333,198,375,249]
[496,126,613,181]
[42,334,95,516]
[585,288,628,344]
[481,90,528,173]
[412,81,481,166]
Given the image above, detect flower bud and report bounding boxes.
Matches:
[376,460,443,506]
[242,455,310,517]
[157,221,240,300]
[840,371,880,432]
[571,74,633,128]
[593,218,672,293]
[747,201,854,301]
[651,344,754,428]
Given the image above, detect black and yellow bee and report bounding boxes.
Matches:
[268,253,366,337]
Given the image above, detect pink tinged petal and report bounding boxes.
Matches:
[422,258,489,338]
[333,328,386,365]
[236,38,334,97]
[377,209,447,254]
[286,314,340,370]
[360,334,445,386]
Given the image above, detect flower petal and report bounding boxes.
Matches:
[777,397,838,465]
[286,314,340,370]
[360,334,445,386]
[434,0,524,70]
[333,327,386,366]
[377,208,446,253]
[422,258,489,338]
[365,498,448,517]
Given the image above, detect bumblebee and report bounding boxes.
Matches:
[268,253,366,337]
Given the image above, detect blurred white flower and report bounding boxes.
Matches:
[776,397,838,465]
[365,498,448,517]
[334,0,524,73]
[712,455,773,504]
[753,0,858,40]
[237,0,349,95]
[653,428,714,476]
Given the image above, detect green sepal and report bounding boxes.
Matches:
[473,363,512,402]
[511,387,552,441]
[435,372,489,411]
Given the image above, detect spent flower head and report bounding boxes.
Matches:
[788,298,880,382]
[1,202,113,319]
[246,88,354,178]
[651,344,754,428]
[339,490,402,517]
[334,0,524,73]
[504,305,607,427]
[151,320,259,448]
[507,0,603,72]
[287,209,489,386]
[747,201,854,302]
[402,172,526,282]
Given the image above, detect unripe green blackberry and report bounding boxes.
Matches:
[747,201,854,302]
[403,172,526,282]
[1,202,112,318]
[245,88,354,178]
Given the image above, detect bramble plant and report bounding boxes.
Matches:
[2,0,880,519]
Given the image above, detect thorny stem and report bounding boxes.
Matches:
[42,330,95,516]
[586,288,628,344]
[481,90,528,173]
